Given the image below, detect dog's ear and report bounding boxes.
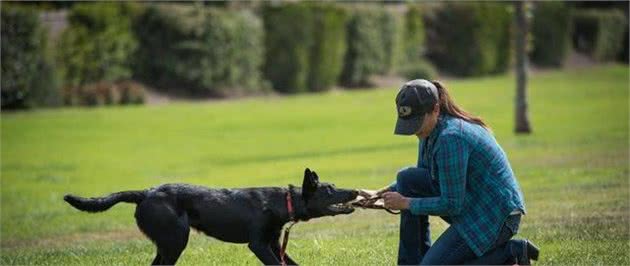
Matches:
[311,171,320,183]
[302,168,317,198]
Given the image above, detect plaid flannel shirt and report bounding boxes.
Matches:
[396,115,526,256]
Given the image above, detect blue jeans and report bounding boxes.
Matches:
[395,167,440,265]
[396,167,526,265]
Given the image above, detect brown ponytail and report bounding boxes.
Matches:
[431,80,490,130]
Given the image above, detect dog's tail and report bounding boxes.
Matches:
[64,190,147,213]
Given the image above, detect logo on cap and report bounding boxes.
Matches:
[398,106,412,117]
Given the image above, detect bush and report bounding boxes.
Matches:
[398,60,438,80]
[403,6,426,62]
[117,80,145,104]
[572,9,627,61]
[620,27,629,63]
[398,6,437,81]
[63,80,145,106]
[57,2,138,88]
[378,9,400,75]
[263,4,347,93]
[262,4,312,93]
[134,4,265,96]
[308,4,348,92]
[340,7,396,87]
[531,2,572,67]
[424,2,512,76]
[1,5,60,109]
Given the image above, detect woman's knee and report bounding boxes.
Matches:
[396,167,417,184]
[396,167,430,191]
[396,167,413,193]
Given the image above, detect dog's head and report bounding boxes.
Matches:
[300,168,358,219]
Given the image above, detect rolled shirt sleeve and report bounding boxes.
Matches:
[409,134,470,216]
[388,181,397,192]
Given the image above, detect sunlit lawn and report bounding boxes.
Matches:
[1,65,628,265]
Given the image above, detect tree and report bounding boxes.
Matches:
[514,1,532,134]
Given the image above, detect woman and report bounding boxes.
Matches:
[360,79,539,265]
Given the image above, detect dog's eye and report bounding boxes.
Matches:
[326,187,333,195]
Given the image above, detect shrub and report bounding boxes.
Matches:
[531,2,572,67]
[1,5,60,109]
[80,82,119,106]
[262,4,313,93]
[424,2,512,76]
[117,80,145,104]
[398,6,438,81]
[572,9,627,61]
[620,27,629,63]
[378,9,400,75]
[63,80,145,106]
[398,60,438,80]
[263,3,348,93]
[489,4,513,74]
[134,4,265,96]
[403,5,426,62]
[57,2,138,88]
[340,7,396,87]
[308,4,348,92]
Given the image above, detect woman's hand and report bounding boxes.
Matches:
[375,186,392,197]
[382,192,411,210]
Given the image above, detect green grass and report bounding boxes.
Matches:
[2,65,628,265]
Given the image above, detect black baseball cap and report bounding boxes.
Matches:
[394,79,439,135]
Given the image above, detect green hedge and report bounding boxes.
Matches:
[263,3,347,93]
[572,9,627,62]
[378,10,400,75]
[424,2,512,76]
[621,27,628,63]
[403,6,426,62]
[134,4,265,96]
[1,5,60,109]
[63,80,145,106]
[340,7,396,87]
[262,4,312,93]
[398,5,437,80]
[531,2,572,67]
[57,2,138,88]
[398,60,437,80]
[308,5,348,92]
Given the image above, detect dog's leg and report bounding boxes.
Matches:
[151,253,162,265]
[136,197,190,265]
[248,227,280,266]
[270,231,298,265]
[155,214,189,265]
[248,240,279,265]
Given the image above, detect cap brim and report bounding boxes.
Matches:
[394,115,424,135]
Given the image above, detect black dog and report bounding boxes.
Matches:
[64,168,358,265]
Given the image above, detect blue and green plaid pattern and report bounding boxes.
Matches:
[407,115,526,256]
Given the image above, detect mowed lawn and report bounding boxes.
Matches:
[1,65,628,265]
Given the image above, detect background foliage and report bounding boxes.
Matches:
[1,5,59,109]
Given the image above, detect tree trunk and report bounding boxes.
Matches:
[515,1,532,134]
